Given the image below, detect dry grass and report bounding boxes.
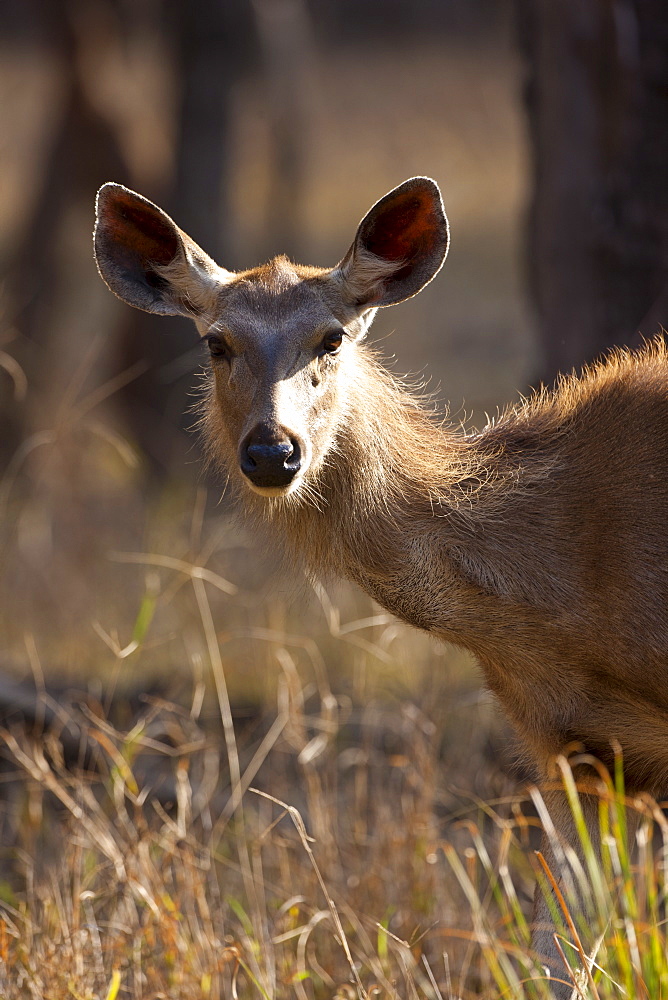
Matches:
[0,668,666,998]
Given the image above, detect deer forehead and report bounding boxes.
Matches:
[209,256,346,352]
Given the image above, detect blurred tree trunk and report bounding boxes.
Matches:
[252,0,317,262]
[169,0,256,264]
[3,0,129,464]
[518,0,668,380]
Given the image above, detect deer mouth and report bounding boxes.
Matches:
[244,480,302,498]
[240,464,306,498]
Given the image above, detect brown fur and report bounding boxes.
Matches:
[95,177,667,996]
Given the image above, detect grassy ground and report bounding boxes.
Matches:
[0,637,666,998]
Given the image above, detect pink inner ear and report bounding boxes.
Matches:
[364,189,439,263]
[101,190,179,266]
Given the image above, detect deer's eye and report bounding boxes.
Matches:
[320,330,343,355]
[205,335,229,360]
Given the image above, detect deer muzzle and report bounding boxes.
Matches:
[239,423,303,492]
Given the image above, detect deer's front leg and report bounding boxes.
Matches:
[530,782,604,1000]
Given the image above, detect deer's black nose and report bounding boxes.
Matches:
[239,424,302,489]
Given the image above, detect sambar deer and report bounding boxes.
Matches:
[94,177,668,998]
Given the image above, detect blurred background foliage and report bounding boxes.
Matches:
[0,0,666,781]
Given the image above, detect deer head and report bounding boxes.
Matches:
[94,178,449,497]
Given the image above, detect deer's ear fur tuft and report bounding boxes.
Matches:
[334,177,449,309]
[94,183,224,318]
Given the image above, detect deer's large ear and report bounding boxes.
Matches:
[334,177,449,309]
[94,183,226,318]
